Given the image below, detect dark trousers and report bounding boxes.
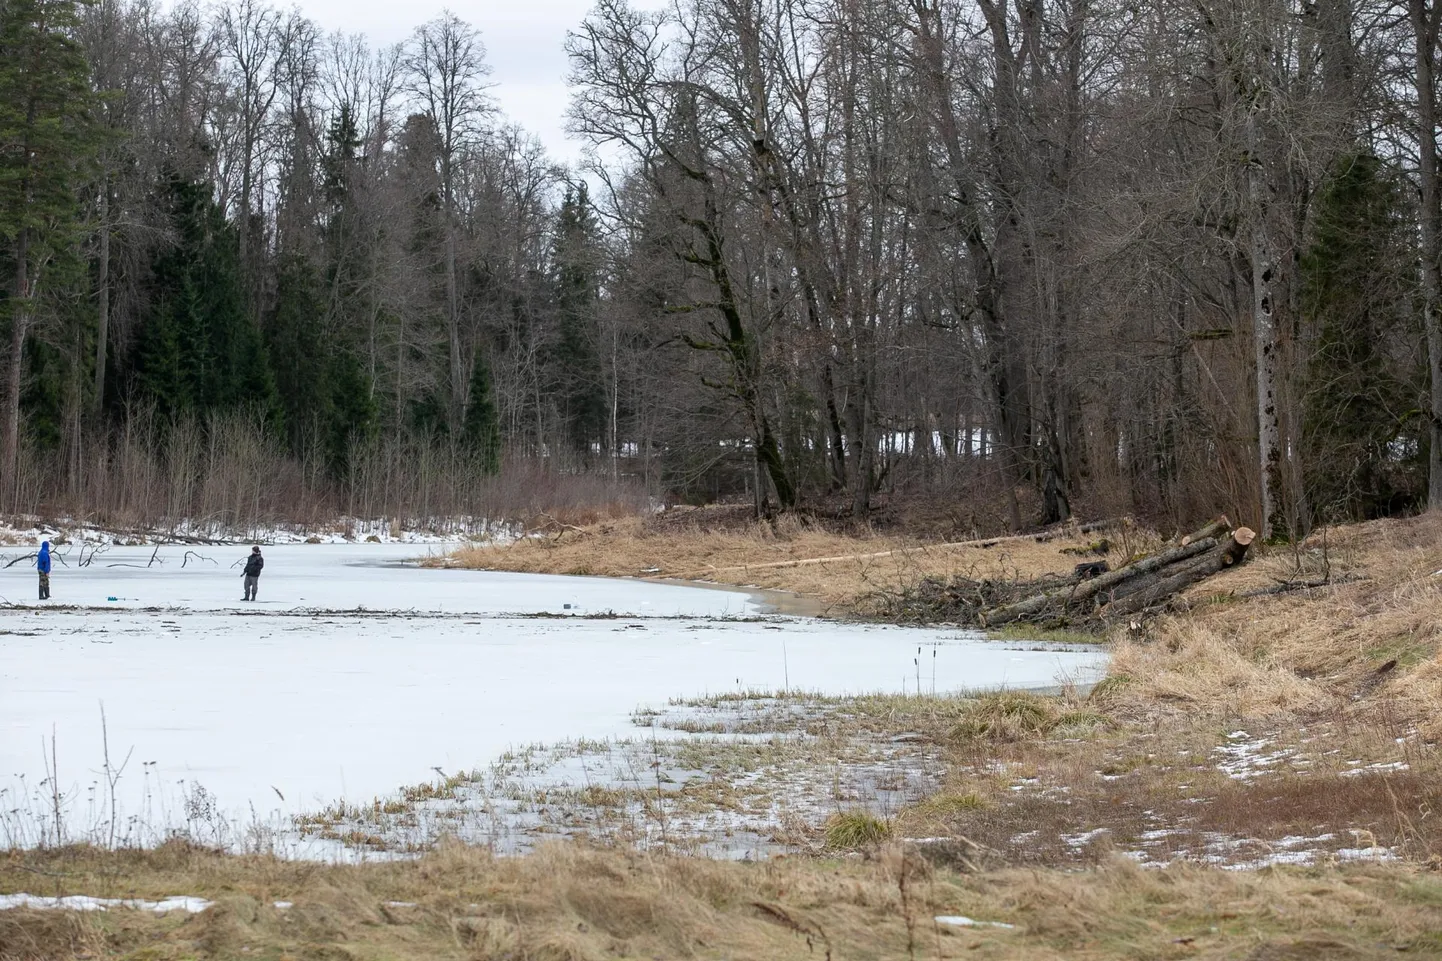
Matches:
[38,572,50,600]
[243,574,259,600]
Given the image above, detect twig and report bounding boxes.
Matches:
[99,702,133,850]
[751,902,832,961]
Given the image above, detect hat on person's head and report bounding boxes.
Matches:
[252,546,262,553]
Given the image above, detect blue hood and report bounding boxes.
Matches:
[38,541,49,561]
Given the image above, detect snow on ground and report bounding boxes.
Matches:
[0,516,502,549]
[0,544,1107,849]
[0,894,212,914]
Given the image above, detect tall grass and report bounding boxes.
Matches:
[9,408,650,534]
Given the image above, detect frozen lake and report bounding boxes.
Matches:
[0,543,1106,847]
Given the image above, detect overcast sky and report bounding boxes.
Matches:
[300,1,598,167]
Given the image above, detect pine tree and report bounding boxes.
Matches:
[551,183,607,457]
[325,349,377,477]
[268,253,329,450]
[0,0,103,505]
[1300,153,1418,518]
[463,350,501,475]
[137,172,279,424]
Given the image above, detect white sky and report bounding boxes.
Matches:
[300,1,597,167]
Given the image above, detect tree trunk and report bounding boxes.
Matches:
[1246,105,1283,540]
[2,227,32,512]
[1179,516,1231,546]
[1416,0,1442,510]
[94,183,110,412]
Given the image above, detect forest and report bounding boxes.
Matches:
[2,0,1440,536]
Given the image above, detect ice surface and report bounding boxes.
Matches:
[0,543,759,616]
[0,544,1107,843]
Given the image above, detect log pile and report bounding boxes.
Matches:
[877,517,1257,629]
[981,519,1256,629]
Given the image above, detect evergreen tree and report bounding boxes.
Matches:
[0,0,102,503]
[137,172,279,424]
[550,183,607,456]
[325,348,377,477]
[267,253,329,450]
[463,350,501,474]
[1300,153,1418,519]
[20,337,66,450]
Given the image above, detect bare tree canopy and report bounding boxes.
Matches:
[0,0,1437,534]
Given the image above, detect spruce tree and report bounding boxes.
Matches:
[268,253,329,450]
[0,0,102,503]
[551,183,607,457]
[1300,153,1417,518]
[463,351,501,475]
[325,349,377,478]
[137,172,279,424]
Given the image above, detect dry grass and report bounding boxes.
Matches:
[823,810,893,849]
[435,512,1144,614]
[3,841,1441,960]
[879,515,1442,877]
[11,514,1442,957]
[1101,513,1442,730]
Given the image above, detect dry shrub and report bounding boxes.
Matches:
[9,406,650,534]
[1103,621,1329,719]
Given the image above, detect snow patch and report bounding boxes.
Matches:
[0,893,211,914]
[1063,828,1110,848]
[935,915,1015,929]
[1340,761,1409,777]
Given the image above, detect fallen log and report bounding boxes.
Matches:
[980,536,1217,627]
[1099,528,1255,618]
[1178,516,1230,547]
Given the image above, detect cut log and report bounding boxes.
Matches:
[980,536,1217,626]
[1100,529,1256,618]
[1178,516,1231,547]
[1222,527,1256,565]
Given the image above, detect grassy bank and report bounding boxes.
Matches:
[5,841,1441,960]
[429,508,1148,616]
[7,513,1442,958]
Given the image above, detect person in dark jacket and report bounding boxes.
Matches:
[37,541,52,600]
[242,546,264,601]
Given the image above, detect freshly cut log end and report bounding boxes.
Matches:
[1220,527,1256,566]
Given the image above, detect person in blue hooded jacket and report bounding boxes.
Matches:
[37,541,52,600]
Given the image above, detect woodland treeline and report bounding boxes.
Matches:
[2,0,1442,533]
